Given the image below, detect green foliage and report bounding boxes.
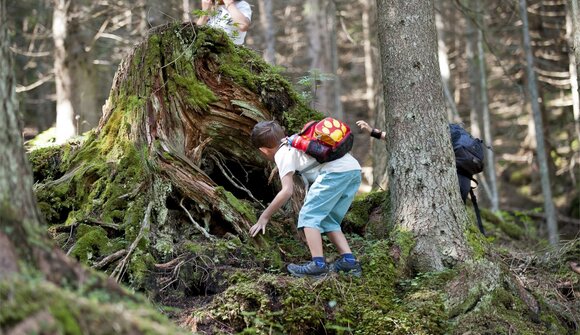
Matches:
[296,69,336,107]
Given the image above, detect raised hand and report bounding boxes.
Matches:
[356,120,372,134]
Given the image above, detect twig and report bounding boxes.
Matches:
[210,153,265,208]
[93,249,127,270]
[179,198,215,240]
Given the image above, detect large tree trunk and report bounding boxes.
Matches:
[376,0,472,272]
[519,0,559,246]
[0,1,188,332]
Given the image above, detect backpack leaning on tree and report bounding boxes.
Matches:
[449,123,486,235]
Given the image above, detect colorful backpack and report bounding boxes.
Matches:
[289,117,354,164]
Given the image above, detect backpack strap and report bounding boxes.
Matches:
[279,138,319,188]
[469,188,485,235]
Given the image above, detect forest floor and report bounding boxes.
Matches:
[155,207,579,334]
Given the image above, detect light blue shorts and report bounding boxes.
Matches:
[298,170,361,233]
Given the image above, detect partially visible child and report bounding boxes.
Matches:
[356,119,472,204]
[196,0,252,45]
[250,120,363,277]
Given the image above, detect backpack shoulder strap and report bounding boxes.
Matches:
[469,188,486,235]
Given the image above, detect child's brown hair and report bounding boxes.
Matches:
[251,120,285,149]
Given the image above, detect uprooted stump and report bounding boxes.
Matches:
[31,22,320,290]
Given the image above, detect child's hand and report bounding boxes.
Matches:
[356,120,372,134]
[250,217,268,237]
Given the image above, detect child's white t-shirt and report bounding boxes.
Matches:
[207,1,252,45]
[274,145,361,184]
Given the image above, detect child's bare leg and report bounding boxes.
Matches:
[326,231,352,255]
[303,227,324,257]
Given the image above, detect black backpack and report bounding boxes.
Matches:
[449,124,486,235]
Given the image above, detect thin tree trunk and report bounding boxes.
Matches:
[257,0,276,65]
[327,0,343,119]
[362,0,375,115]
[473,1,499,212]
[183,0,190,21]
[569,0,580,77]
[305,0,342,117]
[53,0,76,143]
[53,0,99,141]
[435,0,459,122]
[376,0,472,271]
[519,0,559,245]
[566,0,580,146]
[465,0,481,138]
[363,0,388,189]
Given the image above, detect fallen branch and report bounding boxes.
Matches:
[93,249,127,270]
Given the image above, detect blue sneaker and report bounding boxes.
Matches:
[330,258,362,277]
[287,261,329,278]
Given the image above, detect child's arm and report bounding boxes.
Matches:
[356,120,386,141]
[249,172,294,237]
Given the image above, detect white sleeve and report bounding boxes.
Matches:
[236,1,252,21]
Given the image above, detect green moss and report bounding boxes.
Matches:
[70,225,113,263]
[465,223,489,259]
[128,250,156,288]
[172,74,218,110]
[28,145,64,183]
[0,275,186,334]
[215,186,257,223]
[50,300,83,335]
[343,191,389,237]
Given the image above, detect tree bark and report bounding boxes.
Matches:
[569,0,580,77]
[519,0,559,246]
[376,0,472,271]
[0,0,41,270]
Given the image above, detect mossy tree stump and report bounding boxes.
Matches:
[32,23,320,289]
